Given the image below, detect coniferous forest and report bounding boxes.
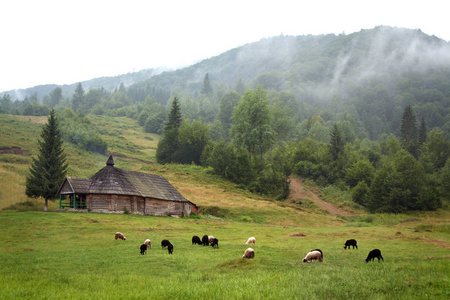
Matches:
[1,26,450,213]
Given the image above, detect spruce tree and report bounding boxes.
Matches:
[418,117,427,146]
[400,105,418,158]
[329,123,343,161]
[156,97,182,164]
[26,109,68,211]
[201,73,213,96]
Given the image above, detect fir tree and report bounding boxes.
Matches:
[201,73,213,96]
[400,105,418,158]
[156,97,183,164]
[72,83,85,112]
[418,117,427,146]
[26,109,68,211]
[329,123,343,161]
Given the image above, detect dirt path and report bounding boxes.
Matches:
[289,177,354,216]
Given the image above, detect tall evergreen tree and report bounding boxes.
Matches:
[418,117,427,146]
[201,73,213,96]
[329,123,343,161]
[156,97,183,164]
[26,109,68,211]
[400,105,418,158]
[72,83,85,112]
[164,97,182,131]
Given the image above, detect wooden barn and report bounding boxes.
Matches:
[57,155,198,217]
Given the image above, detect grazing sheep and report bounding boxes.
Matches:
[211,238,219,248]
[365,249,383,262]
[167,243,174,254]
[302,250,323,263]
[115,232,126,240]
[344,239,358,249]
[311,249,323,259]
[242,248,255,259]
[161,239,171,249]
[245,237,256,245]
[140,244,147,255]
[144,239,151,249]
[202,235,209,246]
[208,235,215,244]
[192,235,202,245]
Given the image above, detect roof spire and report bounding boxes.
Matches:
[106,154,114,166]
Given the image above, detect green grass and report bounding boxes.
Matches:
[0,211,449,299]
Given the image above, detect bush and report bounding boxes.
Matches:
[199,206,230,218]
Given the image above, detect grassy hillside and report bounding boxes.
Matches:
[1,113,449,298]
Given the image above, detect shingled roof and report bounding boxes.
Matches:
[58,155,188,202]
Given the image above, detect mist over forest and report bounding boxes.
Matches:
[1,26,450,213]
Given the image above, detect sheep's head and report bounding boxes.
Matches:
[123,237,127,240]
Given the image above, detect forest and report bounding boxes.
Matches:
[1,26,449,213]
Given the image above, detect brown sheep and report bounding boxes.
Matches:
[242,248,255,259]
[115,232,126,240]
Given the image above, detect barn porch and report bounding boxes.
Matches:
[58,177,90,210]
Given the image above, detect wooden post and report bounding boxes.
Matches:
[73,193,76,209]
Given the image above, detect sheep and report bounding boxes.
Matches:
[245,237,256,245]
[161,239,171,249]
[167,243,174,254]
[208,235,215,244]
[242,247,255,259]
[311,249,323,259]
[302,250,323,263]
[115,232,126,240]
[144,239,151,249]
[344,239,358,249]
[192,235,202,245]
[211,238,219,248]
[202,235,209,246]
[365,249,383,262]
[140,244,147,255]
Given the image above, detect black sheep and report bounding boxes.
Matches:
[140,244,147,255]
[167,243,174,254]
[344,239,358,249]
[211,238,219,248]
[365,249,383,262]
[202,235,209,246]
[192,235,202,245]
[161,239,171,249]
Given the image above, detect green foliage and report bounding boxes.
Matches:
[72,83,85,112]
[59,109,108,154]
[400,105,418,158]
[231,86,275,159]
[156,97,183,164]
[177,120,211,165]
[25,109,68,211]
[199,205,230,218]
[201,73,213,96]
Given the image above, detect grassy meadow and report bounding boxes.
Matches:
[0,211,449,299]
[1,113,449,299]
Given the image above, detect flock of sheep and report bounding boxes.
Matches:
[115,232,384,263]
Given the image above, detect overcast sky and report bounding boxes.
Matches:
[1,0,448,92]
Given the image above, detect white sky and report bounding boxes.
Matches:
[0,0,448,92]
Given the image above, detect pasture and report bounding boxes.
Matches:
[1,211,448,299]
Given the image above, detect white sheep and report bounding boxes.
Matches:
[242,247,255,259]
[115,232,126,240]
[245,237,256,245]
[144,239,151,249]
[208,235,215,244]
[302,250,323,263]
